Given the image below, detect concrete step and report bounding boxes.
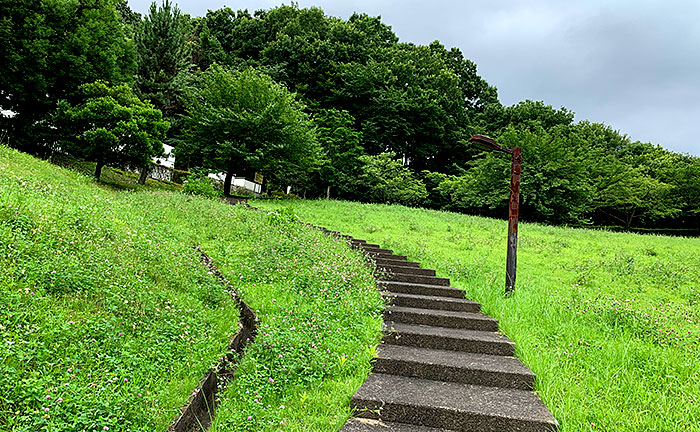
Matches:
[365,248,395,255]
[380,265,436,277]
[371,253,408,261]
[383,272,450,286]
[356,243,381,249]
[383,292,480,312]
[379,281,465,299]
[341,418,453,431]
[384,306,495,331]
[374,344,534,390]
[383,322,515,356]
[374,258,420,268]
[351,373,558,432]
[377,261,435,276]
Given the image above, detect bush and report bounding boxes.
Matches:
[353,153,427,206]
[182,172,223,198]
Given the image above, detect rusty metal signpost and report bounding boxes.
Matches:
[470,135,522,295]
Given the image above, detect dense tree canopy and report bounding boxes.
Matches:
[0,0,135,153]
[177,65,319,195]
[134,0,190,118]
[314,108,365,199]
[1,0,698,231]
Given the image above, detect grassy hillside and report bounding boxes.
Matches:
[256,199,700,432]
[0,147,382,432]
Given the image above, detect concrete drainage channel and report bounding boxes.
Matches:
[315,228,559,432]
[169,216,557,431]
[166,247,258,432]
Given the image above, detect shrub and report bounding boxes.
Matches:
[182,172,223,198]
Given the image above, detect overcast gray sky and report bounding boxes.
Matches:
[129,0,700,156]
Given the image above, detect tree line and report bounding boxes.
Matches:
[1,0,698,231]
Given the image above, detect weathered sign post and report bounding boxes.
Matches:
[470,135,522,295]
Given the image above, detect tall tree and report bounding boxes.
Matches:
[177,65,320,195]
[338,43,470,172]
[116,0,142,29]
[351,152,428,206]
[315,108,365,199]
[134,0,190,118]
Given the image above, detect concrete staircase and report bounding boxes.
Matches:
[327,232,558,432]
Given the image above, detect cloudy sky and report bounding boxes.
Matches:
[129,0,700,156]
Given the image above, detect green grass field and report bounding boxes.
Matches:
[255,199,700,432]
[0,148,382,432]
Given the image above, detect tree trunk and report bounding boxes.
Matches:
[326,185,331,200]
[624,208,636,231]
[223,170,233,197]
[94,159,104,181]
[138,165,150,185]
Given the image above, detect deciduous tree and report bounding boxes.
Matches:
[54,81,168,181]
[177,65,319,195]
[352,152,428,206]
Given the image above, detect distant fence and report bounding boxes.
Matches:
[149,163,190,184]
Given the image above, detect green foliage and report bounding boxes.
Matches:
[338,43,473,172]
[315,108,365,198]
[421,170,450,209]
[1,147,382,432]
[182,171,223,199]
[178,65,320,193]
[257,198,700,432]
[478,100,575,136]
[441,127,594,224]
[54,81,168,180]
[0,146,238,431]
[134,0,191,118]
[116,0,142,29]
[266,207,299,225]
[353,153,428,206]
[0,0,136,153]
[192,5,495,174]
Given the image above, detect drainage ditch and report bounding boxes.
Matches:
[166,247,258,432]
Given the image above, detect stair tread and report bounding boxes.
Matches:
[375,259,421,267]
[377,344,533,376]
[387,274,450,286]
[372,253,407,259]
[386,306,494,322]
[379,281,465,294]
[341,418,453,431]
[383,292,477,306]
[353,373,558,426]
[380,265,435,275]
[384,322,513,346]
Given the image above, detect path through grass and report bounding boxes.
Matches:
[256,199,700,432]
[1,149,382,431]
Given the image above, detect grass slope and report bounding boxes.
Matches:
[0,148,382,432]
[255,199,700,432]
